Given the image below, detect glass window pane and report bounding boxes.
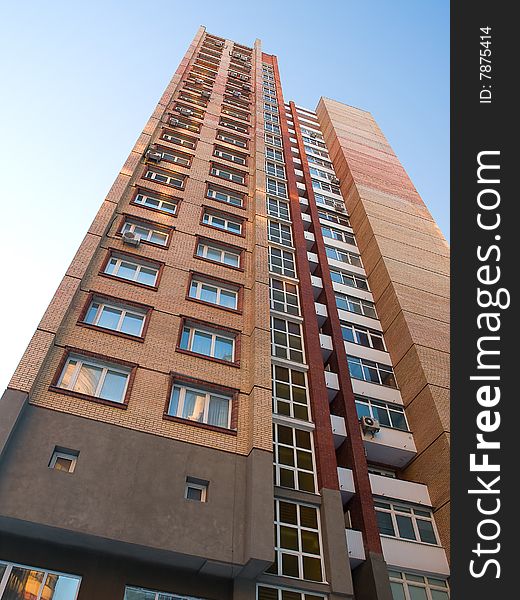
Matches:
[372,405,391,427]
[408,586,428,600]
[302,556,322,581]
[42,573,81,600]
[376,511,395,536]
[183,390,206,421]
[97,306,122,330]
[3,566,45,600]
[192,330,212,355]
[390,411,407,431]
[121,313,144,336]
[396,515,416,540]
[137,267,157,286]
[169,386,180,416]
[355,402,371,419]
[200,284,218,304]
[281,553,299,577]
[60,360,77,389]
[100,370,128,403]
[280,526,299,550]
[207,247,221,261]
[220,289,237,308]
[431,591,450,600]
[214,336,234,361]
[74,364,102,396]
[117,261,138,280]
[390,582,406,600]
[84,302,99,324]
[417,519,437,544]
[301,530,320,554]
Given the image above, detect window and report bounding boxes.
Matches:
[143,167,184,188]
[302,136,327,149]
[265,133,283,147]
[133,191,178,215]
[265,121,281,134]
[340,322,385,350]
[326,246,362,268]
[317,208,350,227]
[266,500,323,581]
[304,145,329,159]
[180,323,236,363]
[56,354,131,404]
[220,117,248,134]
[321,226,356,246]
[202,210,243,234]
[268,220,293,247]
[0,561,81,600]
[314,192,337,209]
[149,146,191,167]
[196,240,241,267]
[335,292,377,318]
[267,197,290,221]
[330,268,369,291]
[273,423,316,493]
[167,382,232,429]
[210,163,246,185]
[160,129,197,149]
[207,183,244,207]
[266,146,284,162]
[264,102,279,113]
[269,247,296,278]
[375,501,439,545]
[84,298,147,337]
[267,178,288,198]
[271,317,304,363]
[189,276,239,310]
[270,278,300,315]
[49,447,79,473]
[307,154,333,169]
[185,477,208,502]
[266,161,286,179]
[216,130,248,148]
[213,145,247,165]
[222,106,250,122]
[388,571,449,600]
[257,585,325,600]
[104,255,160,287]
[347,356,397,388]
[264,112,279,123]
[312,179,340,195]
[121,219,169,246]
[124,587,207,600]
[272,365,309,421]
[309,166,334,180]
[355,397,408,431]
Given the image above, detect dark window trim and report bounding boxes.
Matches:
[99,248,165,291]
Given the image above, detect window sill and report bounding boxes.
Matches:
[49,386,129,409]
[163,414,237,436]
[176,347,240,369]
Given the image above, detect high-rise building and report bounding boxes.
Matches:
[0,27,450,600]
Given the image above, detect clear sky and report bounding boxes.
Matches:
[0,0,449,391]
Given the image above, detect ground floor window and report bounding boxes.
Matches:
[124,587,207,600]
[0,560,81,599]
[388,570,449,600]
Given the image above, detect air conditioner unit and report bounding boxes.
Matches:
[146,150,162,162]
[331,176,340,185]
[310,132,318,138]
[122,231,140,247]
[361,416,380,434]
[177,107,193,116]
[169,117,180,126]
[194,78,205,84]
[230,72,238,78]
[242,84,251,91]
[214,40,224,47]
[201,90,211,98]
[232,90,241,98]
[239,74,248,81]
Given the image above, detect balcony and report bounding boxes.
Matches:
[307,251,319,273]
[311,275,323,299]
[330,414,347,448]
[362,425,416,469]
[345,529,366,568]
[351,378,402,404]
[304,230,315,250]
[381,537,449,576]
[301,213,312,230]
[369,474,431,506]
[315,302,328,327]
[337,467,355,503]
[324,370,339,401]
[344,341,391,364]
[319,333,333,360]
[299,196,309,209]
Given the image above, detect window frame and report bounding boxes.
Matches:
[51,349,136,408]
[177,319,239,366]
[210,162,247,186]
[375,501,440,546]
[187,273,241,313]
[268,246,297,278]
[273,422,317,493]
[213,145,248,166]
[142,165,185,189]
[101,250,163,290]
[206,182,245,208]
[271,316,305,364]
[335,292,377,318]
[118,215,172,248]
[201,207,245,236]
[355,396,409,431]
[194,237,243,270]
[388,570,450,600]
[216,129,249,148]
[0,561,81,600]
[131,188,179,216]
[347,355,398,389]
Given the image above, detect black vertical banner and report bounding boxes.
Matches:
[451,2,515,599]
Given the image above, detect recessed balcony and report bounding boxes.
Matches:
[319,333,333,359]
[381,537,449,576]
[362,425,417,469]
[351,378,402,404]
[345,528,366,568]
[301,212,312,230]
[315,302,328,326]
[304,230,315,250]
[310,275,323,299]
[330,414,347,448]
[307,251,319,273]
[338,467,355,503]
[324,370,339,401]
[369,473,431,506]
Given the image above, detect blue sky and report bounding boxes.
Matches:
[0,0,449,390]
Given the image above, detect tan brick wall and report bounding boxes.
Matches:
[317,97,451,556]
[8,28,272,457]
